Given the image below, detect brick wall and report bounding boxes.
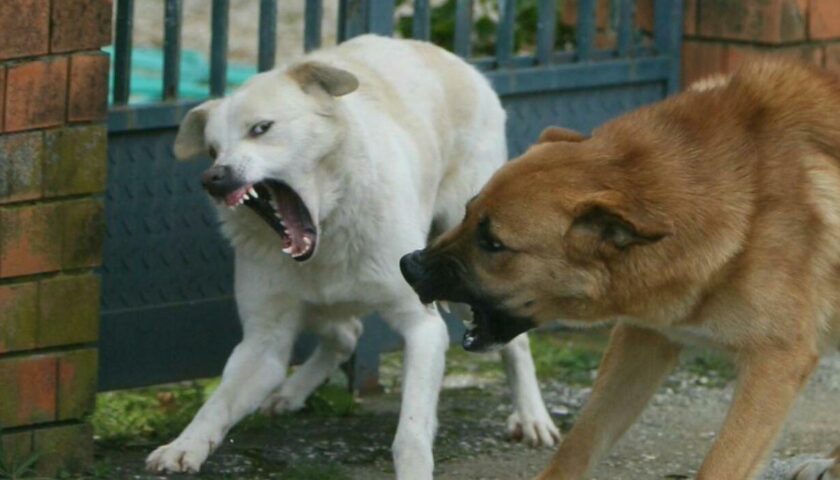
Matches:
[681,0,840,85]
[0,0,110,476]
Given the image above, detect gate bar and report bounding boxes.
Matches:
[210,0,230,96]
[536,0,556,64]
[304,0,323,52]
[654,0,683,93]
[453,0,472,58]
[258,0,278,71]
[163,0,183,100]
[112,0,134,105]
[496,0,515,67]
[413,0,431,40]
[617,0,635,57]
[576,0,596,61]
[368,0,395,36]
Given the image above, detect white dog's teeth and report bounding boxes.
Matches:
[282,246,294,254]
[438,301,452,314]
[303,237,312,247]
[249,187,258,198]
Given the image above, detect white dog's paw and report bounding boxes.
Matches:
[145,436,217,474]
[259,391,305,416]
[506,410,561,447]
[790,458,839,480]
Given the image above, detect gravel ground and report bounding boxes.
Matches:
[97,353,840,480]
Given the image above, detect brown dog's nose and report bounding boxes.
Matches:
[400,250,425,287]
[201,165,238,197]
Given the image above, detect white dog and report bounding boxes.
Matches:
[145,34,558,478]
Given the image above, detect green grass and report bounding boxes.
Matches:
[0,442,40,480]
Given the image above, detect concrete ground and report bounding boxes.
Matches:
[95,348,840,480]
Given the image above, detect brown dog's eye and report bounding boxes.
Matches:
[477,218,506,253]
[208,146,218,159]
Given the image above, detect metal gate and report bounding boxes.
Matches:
[100,0,683,391]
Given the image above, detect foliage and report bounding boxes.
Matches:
[529,331,604,384]
[395,0,575,57]
[0,441,40,480]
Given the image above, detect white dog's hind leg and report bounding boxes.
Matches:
[145,315,300,474]
[385,304,449,480]
[501,333,561,447]
[260,317,362,415]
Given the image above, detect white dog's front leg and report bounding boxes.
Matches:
[145,319,299,473]
[501,333,561,447]
[385,305,449,480]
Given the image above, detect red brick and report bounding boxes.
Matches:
[0,203,62,278]
[0,282,38,354]
[0,67,5,131]
[0,355,57,427]
[33,423,93,476]
[0,0,50,60]
[68,53,110,122]
[60,198,105,269]
[4,58,68,132]
[728,43,824,68]
[810,0,840,39]
[0,131,44,204]
[1,431,34,471]
[682,41,729,87]
[684,0,698,36]
[38,274,100,348]
[51,0,113,53]
[57,349,98,420]
[43,126,107,198]
[824,43,840,75]
[698,0,807,44]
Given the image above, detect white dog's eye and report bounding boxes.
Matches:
[249,121,274,137]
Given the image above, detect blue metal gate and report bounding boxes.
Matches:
[100,0,683,391]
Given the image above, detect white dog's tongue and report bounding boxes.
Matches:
[272,185,314,259]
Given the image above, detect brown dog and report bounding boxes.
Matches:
[400,58,840,479]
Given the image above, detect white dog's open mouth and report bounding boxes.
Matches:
[225,180,317,261]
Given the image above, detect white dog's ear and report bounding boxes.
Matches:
[174,99,222,160]
[288,61,359,97]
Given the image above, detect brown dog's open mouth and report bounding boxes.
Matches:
[224,180,317,262]
[462,302,534,353]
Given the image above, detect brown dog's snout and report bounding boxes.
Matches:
[399,250,426,287]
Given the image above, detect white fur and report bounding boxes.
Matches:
[146,35,558,478]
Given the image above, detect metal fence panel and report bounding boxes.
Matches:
[101,0,684,391]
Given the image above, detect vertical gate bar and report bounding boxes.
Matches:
[258,0,277,71]
[495,0,515,67]
[536,0,555,64]
[340,0,367,41]
[305,0,323,52]
[654,0,683,94]
[113,0,134,105]
[576,0,596,61]
[368,0,395,36]
[413,0,431,40]
[617,0,635,57]
[163,0,183,100]
[210,0,230,97]
[454,0,472,58]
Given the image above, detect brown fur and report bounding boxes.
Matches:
[426,58,840,478]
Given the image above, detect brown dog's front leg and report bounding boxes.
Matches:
[695,345,817,480]
[537,324,682,480]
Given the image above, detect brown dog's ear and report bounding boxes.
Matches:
[537,126,587,144]
[288,61,359,97]
[174,99,222,160]
[566,191,672,254]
